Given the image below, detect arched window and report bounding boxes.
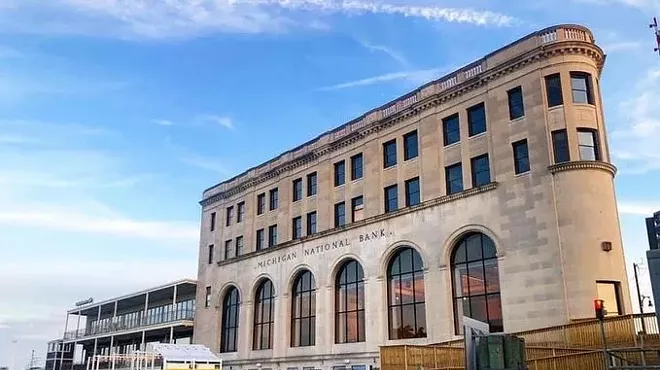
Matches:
[220,287,240,353]
[387,247,427,339]
[291,270,316,347]
[335,259,365,343]
[253,279,275,350]
[451,232,502,334]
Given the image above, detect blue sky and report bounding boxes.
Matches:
[1,0,659,366]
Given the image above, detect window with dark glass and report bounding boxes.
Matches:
[403,131,419,160]
[253,279,275,350]
[545,73,563,107]
[351,196,364,223]
[552,129,570,163]
[205,286,211,308]
[208,244,214,265]
[224,240,233,260]
[210,212,216,231]
[351,153,363,180]
[512,140,530,174]
[334,202,346,228]
[335,259,365,343]
[445,163,463,194]
[269,188,279,211]
[226,206,233,227]
[405,177,420,207]
[237,202,245,223]
[383,140,397,168]
[577,129,600,161]
[307,172,317,196]
[387,247,427,339]
[451,232,502,334]
[467,103,487,137]
[292,178,303,202]
[384,184,398,213]
[443,114,460,146]
[256,229,265,250]
[571,72,594,104]
[334,160,346,187]
[507,86,524,120]
[291,270,316,347]
[268,225,278,247]
[235,236,244,257]
[257,193,265,215]
[220,287,240,353]
[471,155,491,187]
[307,211,317,235]
[292,216,302,239]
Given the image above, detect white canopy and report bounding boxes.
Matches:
[147,344,222,363]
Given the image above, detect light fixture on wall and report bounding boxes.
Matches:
[601,241,612,252]
[344,359,351,365]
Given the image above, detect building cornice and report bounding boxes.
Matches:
[217,182,498,267]
[548,161,617,177]
[201,25,601,208]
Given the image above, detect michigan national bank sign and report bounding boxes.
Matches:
[255,228,393,269]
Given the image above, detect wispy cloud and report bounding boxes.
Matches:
[181,153,231,174]
[197,114,234,129]
[356,39,410,68]
[0,0,515,39]
[573,0,660,13]
[318,68,446,91]
[602,41,643,53]
[153,119,175,126]
[618,201,660,216]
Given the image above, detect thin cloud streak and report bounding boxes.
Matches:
[318,68,444,90]
[357,39,410,68]
[198,114,235,129]
[618,201,660,216]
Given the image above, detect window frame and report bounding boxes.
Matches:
[405,177,420,207]
[470,154,491,188]
[235,236,244,257]
[291,270,316,347]
[306,211,317,235]
[545,73,564,107]
[210,212,216,231]
[307,172,317,197]
[237,202,245,223]
[467,103,487,137]
[387,247,427,339]
[335,259,366,343]
[351,153,364,181]
[269,188,279,211]
[403,130,419,160]
[257,193,266,215]
[268,225,278,247]
[224,239,233,260]
[293,178,303,202]
[256,229,265,251]
[334,202,346,228]
[512,139,530,174]
[552,129,570,163]
[208,244,214,265]
[334,160,346,187]
[351,196,364,223]
[292,216,302,239]
[445,163,464,195]
[204,286,211,308]
[507,86,525,120]
[226,206,233,227]
[577,128,600,161]
[384,184,398,213]
[253,280,275,350]
[570,72,594,105]
[220,287,240,353]
[383,139,397,168]
[443,113,460,146]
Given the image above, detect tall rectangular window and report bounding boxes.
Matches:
[545,73,563,107]
[403,130,419,160]
[293,178,303,202]
[334,160,346,186]
[384,184,398,213]
[334,202,346,227]
[306,211,317,235]
[552,129,570,163]
[578,129,600,161]
[268,225,278,247]
[208,244,214,265]
[226,206,233,227]
[292,216,302,239]
[443,113,460,146]
[210,212,216,231]
[307,172,317,196]
[237,202,245,223]
[383,139,397,168]
[351,153,363,180]
[467,103,487,136]
[508,86,525,120]
[257,193,265,215]
[269,188,278,211]
[224,239,233,260]
[571,72,594,104]
[445,163,464,194]
[205,287,211,308]
[235,236,244,257]
[471,154,491,187]
[351,196,364,222]
[405,177,420,207]
[513,139,530,174]
[596,281,622,316]
[256,229,265,250]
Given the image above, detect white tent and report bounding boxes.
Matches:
[146,344,222,370]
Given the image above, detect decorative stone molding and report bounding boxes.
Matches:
[548,161,617,177]
[201,25,602,207]
[217,183,498,267]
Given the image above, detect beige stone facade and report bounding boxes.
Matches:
[193,24,631,370]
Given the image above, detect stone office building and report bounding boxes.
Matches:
[194,24,631,370]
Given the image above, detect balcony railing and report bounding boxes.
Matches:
[64,304,195,340]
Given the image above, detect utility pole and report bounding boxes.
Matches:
[28,350,35,370]
[651,17,660,57]
[634,263,647,334]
